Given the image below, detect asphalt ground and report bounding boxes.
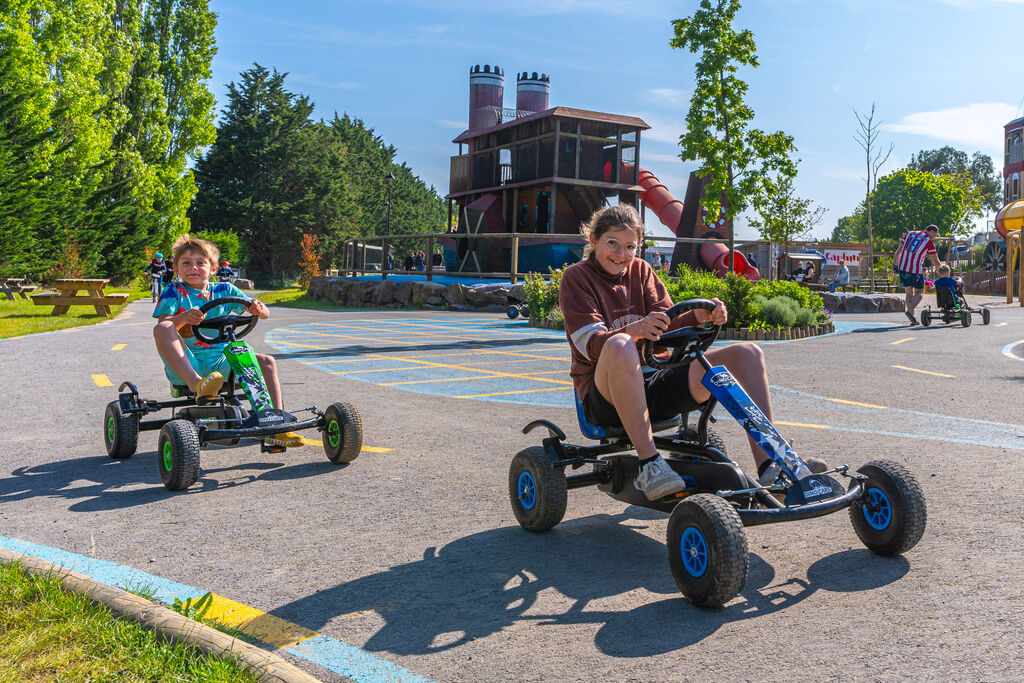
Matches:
[2,294,1023,681]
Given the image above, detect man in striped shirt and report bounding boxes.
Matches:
[894,224,941,325]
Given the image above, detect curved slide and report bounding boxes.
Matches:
[605,162,760,280]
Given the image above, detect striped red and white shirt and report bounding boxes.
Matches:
[895,231,937,275]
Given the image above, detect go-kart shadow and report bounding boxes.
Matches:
[0,451,347,513]
[267,509,908,658]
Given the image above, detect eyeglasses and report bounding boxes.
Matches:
[599,237,638,255]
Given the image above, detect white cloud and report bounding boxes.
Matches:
[635,114,684,145]
[882,103,1017,157]
[645,88,689,106]
[436,119,467,130]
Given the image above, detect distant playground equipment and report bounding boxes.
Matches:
[441,65,759,281]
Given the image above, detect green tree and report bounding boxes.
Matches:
[829,202,868,243]
[908,145,1001,213]
[671,0,796,266]
[748,173,827,267]
[871,169,972,247]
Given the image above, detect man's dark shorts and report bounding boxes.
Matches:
[898,269,925,289]
[582,363,701,427]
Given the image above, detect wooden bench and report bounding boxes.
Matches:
[0,278,38,301]
[31,279,129,318]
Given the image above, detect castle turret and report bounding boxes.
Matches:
[516,71,550,114]
[469,64,504,131]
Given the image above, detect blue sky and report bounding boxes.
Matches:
[208,0,1024,240]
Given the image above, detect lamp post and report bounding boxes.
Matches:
[383,172,395,280]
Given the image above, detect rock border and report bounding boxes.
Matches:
[307,275,523,312]
[718,321,835,340]
[0,547,322,683]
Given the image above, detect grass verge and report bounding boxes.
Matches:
[258,287,349,310]
[0,286,148,340]
[0,560,261,682]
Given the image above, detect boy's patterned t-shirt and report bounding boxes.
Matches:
[153,281,250,352]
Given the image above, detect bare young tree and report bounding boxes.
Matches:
[854,104,894,288]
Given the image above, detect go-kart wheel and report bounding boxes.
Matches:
[520,304,529,318]
[667,493,748,608]
[960,310,971,327]
[506,305,520,319]
[920,310,931,327]
[982,307,991,325]
[509,446,567,532]
[323,402,362,464]
[848,460,926,556]
[158,420,201,491]
[104,400,139,459]
[678,425,727,455]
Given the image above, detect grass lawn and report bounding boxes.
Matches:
[0,560,261,682]
[0,286,148,340]
[258,287,353,310]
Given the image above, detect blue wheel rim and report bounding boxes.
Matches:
[517,471,537,510]
[863,487,892,530]
[680,526,708,577]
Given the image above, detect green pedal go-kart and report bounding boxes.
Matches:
[102,296,363,490]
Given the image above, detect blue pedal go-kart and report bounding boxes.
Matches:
[103,296,363,490]
[508,300,926,607]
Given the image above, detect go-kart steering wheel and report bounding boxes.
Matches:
[192,296,258,344]
[641,299,721,370]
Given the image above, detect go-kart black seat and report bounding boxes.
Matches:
[935,284,957,310]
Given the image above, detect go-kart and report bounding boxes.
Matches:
[508,300,926,607]
[103,296,362,490]
[920,280,991,327]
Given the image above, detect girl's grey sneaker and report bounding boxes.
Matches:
[634,455,687,500]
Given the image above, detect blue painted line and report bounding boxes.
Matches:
[0,536,435,683]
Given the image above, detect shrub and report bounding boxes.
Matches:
[723,272,755,328]
[659,263,725,302]
[751,279,824,312]
[760,296,799,328]
[523,267,564,321]
[297,233,321,289]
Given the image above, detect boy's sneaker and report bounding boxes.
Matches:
[634,455,687,500]
[195,371,224,397]
[905,311,918,326]
[266,431,304,448]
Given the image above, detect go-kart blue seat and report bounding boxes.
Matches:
[935,284,957,310]
[574,388,681,440]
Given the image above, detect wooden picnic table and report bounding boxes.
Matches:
[0,278,38,301]
[31,278,129,318]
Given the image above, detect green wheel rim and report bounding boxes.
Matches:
[163,441,173,471]
[327,420,340,449]
[107,416,115,444]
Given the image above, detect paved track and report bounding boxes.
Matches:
[2,296,1023,681]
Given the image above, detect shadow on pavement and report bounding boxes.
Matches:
[0,452,347,512]
[267,335,566,362]
[269,509,909,657]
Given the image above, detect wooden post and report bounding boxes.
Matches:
[511,234,520,285]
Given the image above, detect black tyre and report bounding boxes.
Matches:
[158,420,200,491]
[982,307,991,325]
[520,305,529,318]
[509,446,567,531]
[667,494,748,608]
[920,310,931,327]
[678,425,727,455]
[323,402,362,464]
[506,305,520,319]
[104,400,139,459]
[848,460,926,556]
[960,310,971,327]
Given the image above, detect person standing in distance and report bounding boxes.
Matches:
[894,224,942,325]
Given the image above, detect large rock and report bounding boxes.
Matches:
[465,283,510,307]
[410,281,447,303]
[234,278,255,290]
[822,292,905,314]
[372,279,398,306]
[443,283,468,306]
[508,283,525,302]
[308,275,328,298]
[393,282,413,305]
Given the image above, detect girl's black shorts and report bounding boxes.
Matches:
[582,363,700,427]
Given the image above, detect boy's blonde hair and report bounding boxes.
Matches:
[937,262,951,276]
[171,234,219,266]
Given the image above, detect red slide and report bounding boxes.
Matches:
[607,163,760,280]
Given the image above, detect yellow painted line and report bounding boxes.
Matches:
[204,593,317,649]
[456,386,572,399]
[889,337,914,345]
[890,364,955,378]
[92,374,113,387]
[303,439,392,452]
[380,375,499,386]
[826,398,887,410]
[996,322,1008,327]
[333,358,554,375]
[775,420,829,430]
[110,343,127,351]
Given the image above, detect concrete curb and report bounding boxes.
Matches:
[0,547,323,683]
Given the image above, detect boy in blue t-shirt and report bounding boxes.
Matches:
[932,263,961,305]
[153,235,302,447]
